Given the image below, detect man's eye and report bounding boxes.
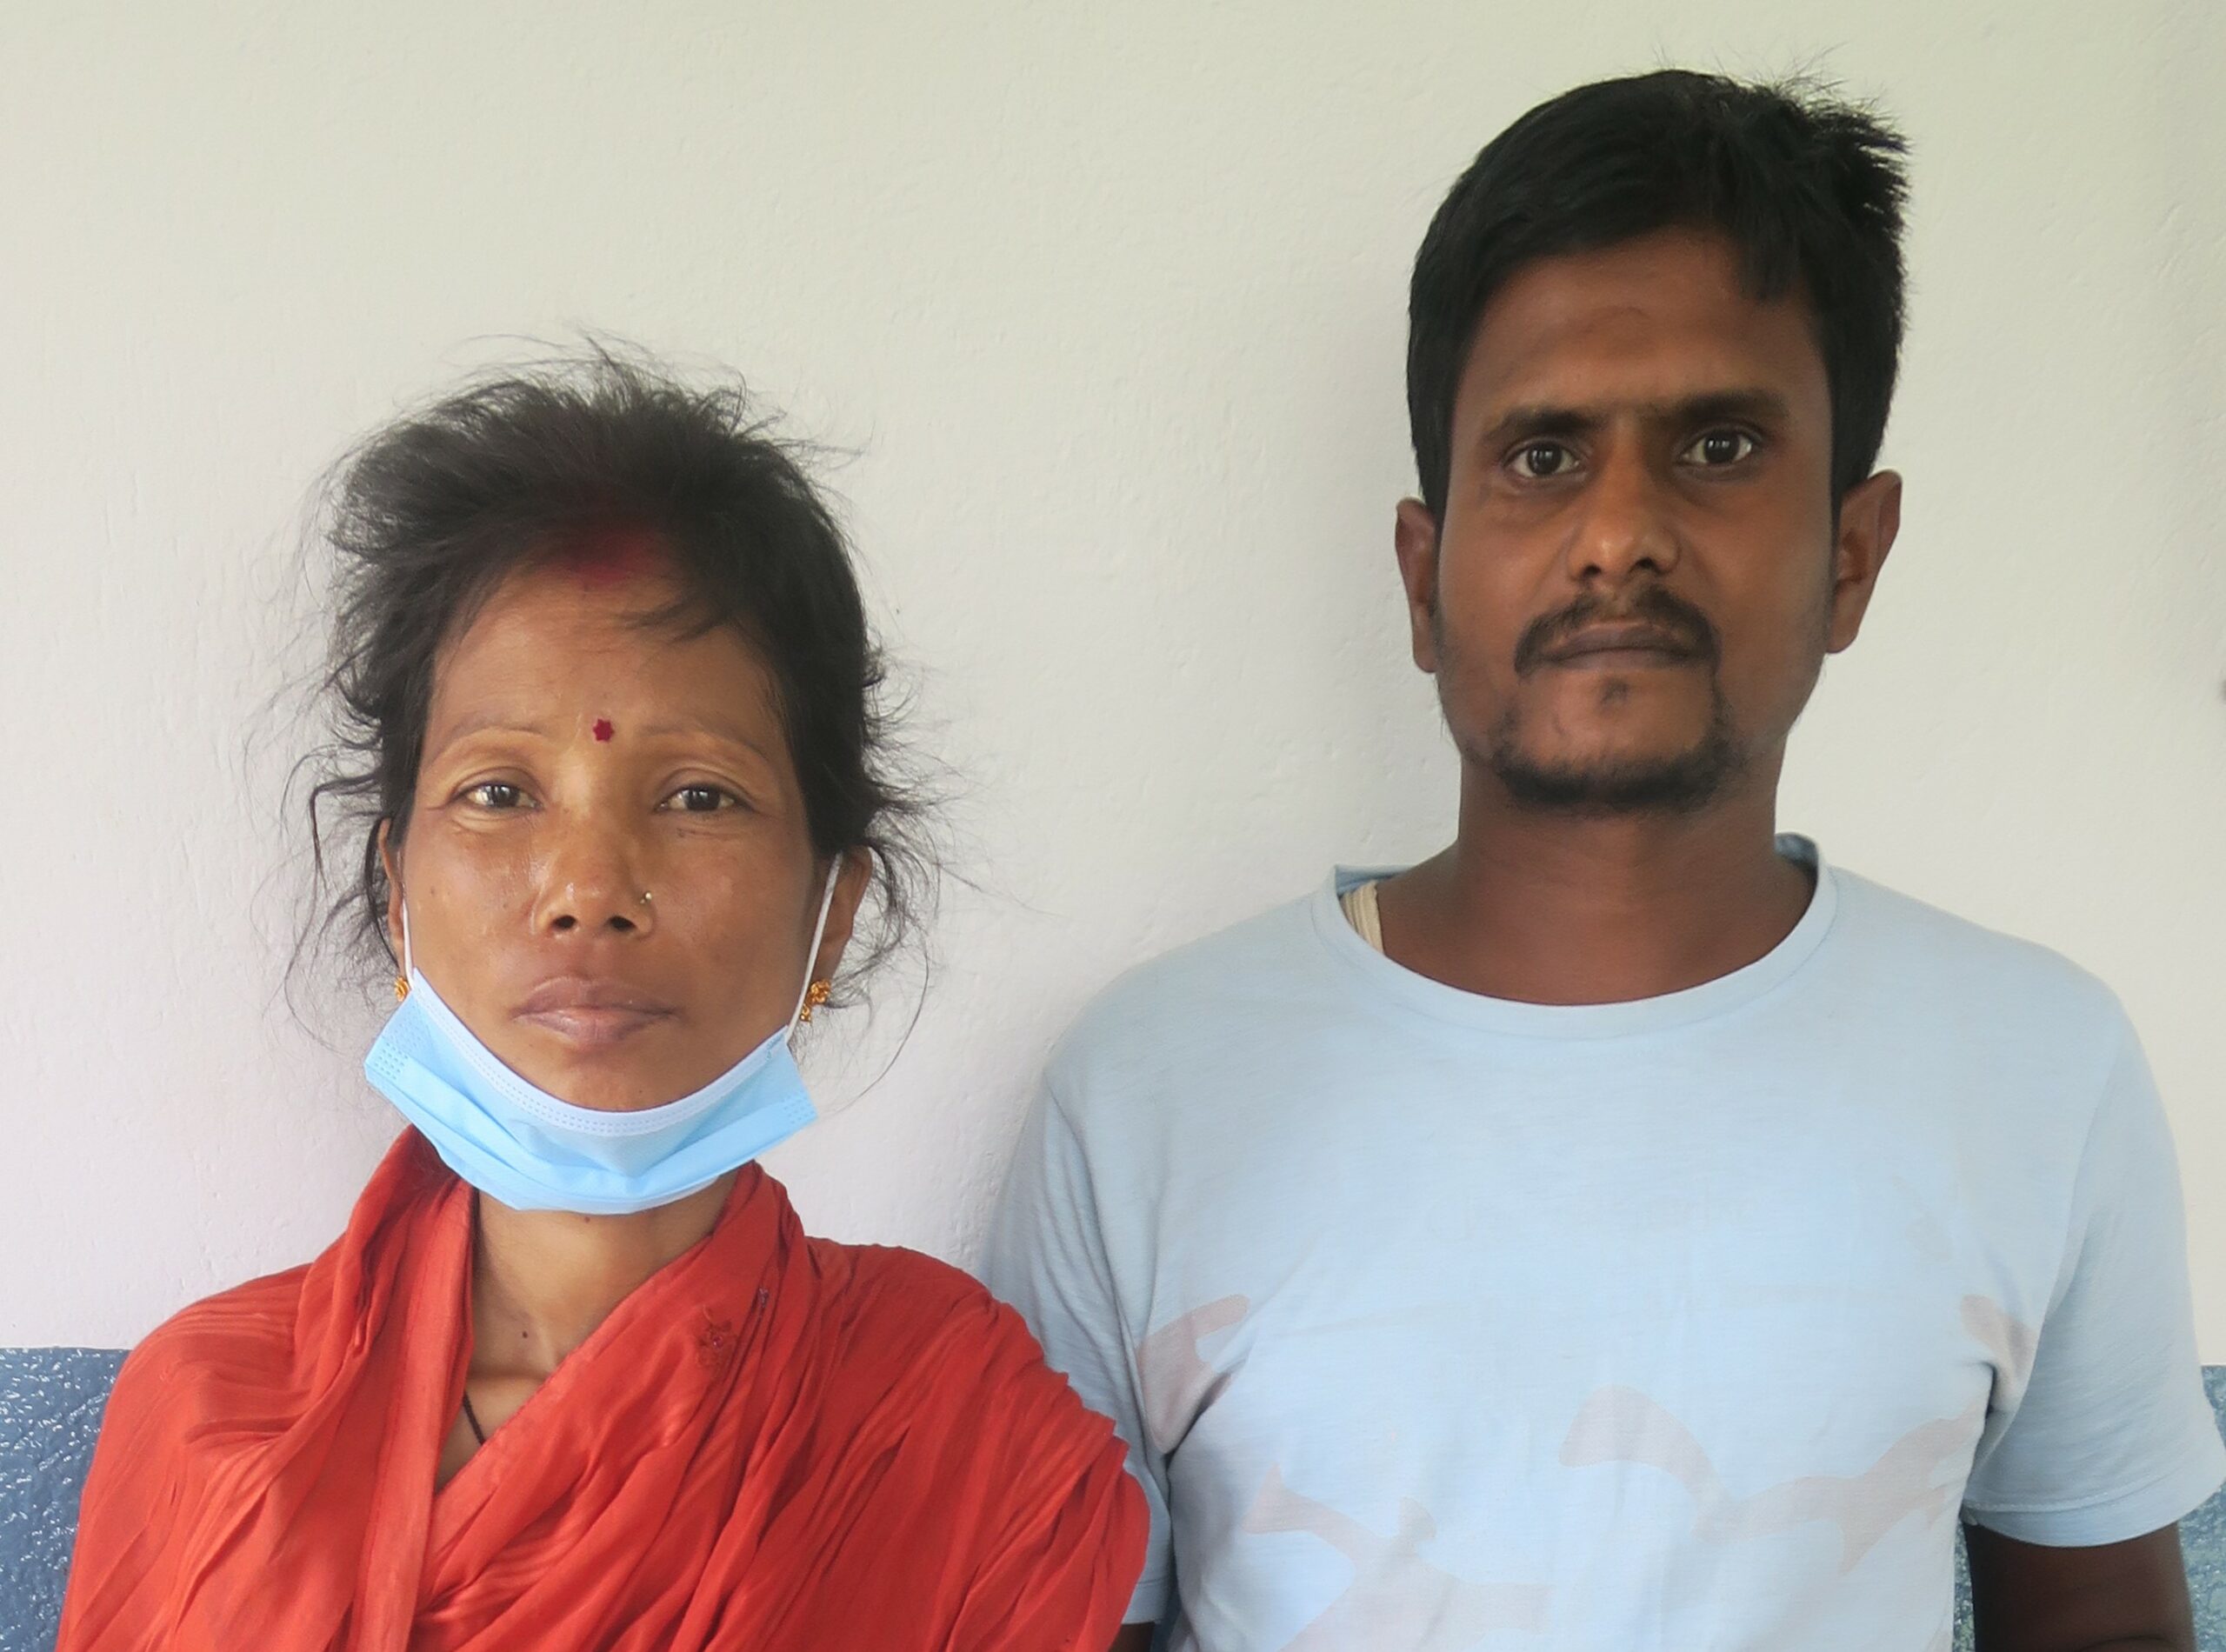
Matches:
[1683,430,1756,467]
[1512,442,1576,479]
[463,783,525,809]
[663,785,736,814]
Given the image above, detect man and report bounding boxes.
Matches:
[988,70,2224,1651]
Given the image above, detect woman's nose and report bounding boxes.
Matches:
[530,825,655,939]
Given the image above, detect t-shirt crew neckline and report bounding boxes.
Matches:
[1313,834,1841,1041]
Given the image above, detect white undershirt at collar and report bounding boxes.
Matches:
[1339,876,1386,953]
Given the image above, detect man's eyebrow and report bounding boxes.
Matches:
[1665,389,1791,428]
[1476,389,1793,451]
[1480,403,1602,448]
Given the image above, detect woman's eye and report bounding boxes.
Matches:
[663,785,736,814]
[1511,441,1576,479]
[1683,430,1756,467]
[463,782,526,809]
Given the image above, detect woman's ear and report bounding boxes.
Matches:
[377,819,404,966]
[812,848,876,982]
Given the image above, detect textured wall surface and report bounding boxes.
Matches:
[4,1355,2223,1649]
[1,2,2221,1356]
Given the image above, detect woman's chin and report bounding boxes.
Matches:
[497,1025,724,1113]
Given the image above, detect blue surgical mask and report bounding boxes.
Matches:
[363,869,840,1216]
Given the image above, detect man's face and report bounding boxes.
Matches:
[1396,227,1899,816]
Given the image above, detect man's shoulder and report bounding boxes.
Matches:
[1828,866,2129,1045]
[1051,883,1329,1047]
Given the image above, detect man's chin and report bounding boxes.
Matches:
[1485,739,1743,818]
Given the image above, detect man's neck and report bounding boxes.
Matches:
[1376,769,1812,1007]
[470,1173,736,1382]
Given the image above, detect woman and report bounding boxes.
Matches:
[57,355,1146,1650]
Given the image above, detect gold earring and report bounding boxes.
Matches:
[797,978,833,1023]
[394,974,410,1003]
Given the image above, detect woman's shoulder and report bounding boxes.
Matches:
[805,1238,1087,1405]
[110,1264,310,1422]
[807,1236,1011,1340]
[803,1236,1134,1491]
[791,1239,1150,1636]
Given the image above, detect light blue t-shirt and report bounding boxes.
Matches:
[985,843,2224,1651]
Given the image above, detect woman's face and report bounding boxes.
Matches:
[381,556,866,1113]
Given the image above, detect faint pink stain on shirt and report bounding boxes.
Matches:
[1242,1467,1551,1647]
[1136,1295,1250,1455]
[1556,1294,2036,1577]
[1559,1359,1999,1572]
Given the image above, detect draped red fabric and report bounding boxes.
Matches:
[58,1133,1147,1651]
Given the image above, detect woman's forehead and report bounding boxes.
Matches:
[424,560,782,744]
[558,523,670,591]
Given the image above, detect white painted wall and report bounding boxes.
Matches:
[2,0,2221,1354]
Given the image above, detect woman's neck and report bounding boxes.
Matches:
[470,1172,737,1381]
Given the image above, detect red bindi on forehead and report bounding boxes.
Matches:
[561,524,669,592]
[592,718,614,743]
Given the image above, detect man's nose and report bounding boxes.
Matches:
[1563,443,1683,586]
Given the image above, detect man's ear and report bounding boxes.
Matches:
[1394,498,1443,674]
[1826,470,1902,655]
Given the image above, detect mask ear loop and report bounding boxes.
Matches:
[785,862,843,1040]
[393,867,415,1003]
[390,832,414,983]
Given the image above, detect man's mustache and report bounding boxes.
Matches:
[1513,587,1722,676]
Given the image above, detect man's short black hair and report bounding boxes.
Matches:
[1407,70,1910,519]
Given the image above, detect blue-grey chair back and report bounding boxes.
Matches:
[3,1351,2223,1651]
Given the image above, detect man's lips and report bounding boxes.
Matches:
[515,977,676,1048]
[1537,623,1705,669]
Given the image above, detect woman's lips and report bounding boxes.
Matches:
[515,977,676,1048]
[517,1005,674,1048]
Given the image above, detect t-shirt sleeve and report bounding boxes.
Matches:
[984,1077,1173,1626]
[1961,1011,2226,1544]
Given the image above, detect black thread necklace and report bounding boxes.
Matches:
[460,1388,487,1446]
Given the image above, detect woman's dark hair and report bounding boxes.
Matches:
[299,348,933,998]
[1408,70,1910,520]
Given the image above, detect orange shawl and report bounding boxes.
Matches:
[58,1133,1145,1650]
